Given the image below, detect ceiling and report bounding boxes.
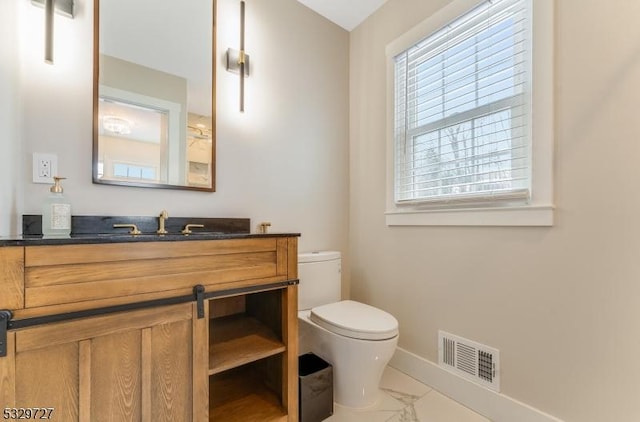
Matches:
[296,0,388,31]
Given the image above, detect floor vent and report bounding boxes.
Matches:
[438,331,500,392]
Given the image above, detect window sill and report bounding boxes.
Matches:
[385,205,554,227]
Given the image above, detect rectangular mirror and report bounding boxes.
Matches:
[93,0,216,191]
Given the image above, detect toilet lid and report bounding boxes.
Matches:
[310,300,398,341]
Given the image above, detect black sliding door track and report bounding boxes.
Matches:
[0,279,299,357]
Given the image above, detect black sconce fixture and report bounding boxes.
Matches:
[31,0,75,64]
[226,1,250,112]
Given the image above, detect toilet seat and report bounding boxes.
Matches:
[310,300,398,341]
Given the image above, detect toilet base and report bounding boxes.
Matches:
[298,311,398,409]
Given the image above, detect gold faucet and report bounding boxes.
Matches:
[113,224,141,235]
[181,224,205,235]
[157,210,169,234]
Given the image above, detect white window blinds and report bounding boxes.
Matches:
[394,0,531,205]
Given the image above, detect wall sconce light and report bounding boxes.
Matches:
[31,0,75,64]
[225,1,249,112]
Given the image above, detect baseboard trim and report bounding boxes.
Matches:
[389,347,564,422]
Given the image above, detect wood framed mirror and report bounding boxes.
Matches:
[93,0,216,191]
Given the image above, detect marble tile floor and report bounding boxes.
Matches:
[324,366,490,422]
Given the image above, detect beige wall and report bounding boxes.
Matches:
[350,1,640,421]
[2,0,349,257]
[0,0,22,236]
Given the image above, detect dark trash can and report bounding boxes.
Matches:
[299,353,333,422]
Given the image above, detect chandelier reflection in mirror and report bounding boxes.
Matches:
[102,116,132,135]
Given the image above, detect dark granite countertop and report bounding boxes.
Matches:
[0,232,300,247]
[0,215,299,246]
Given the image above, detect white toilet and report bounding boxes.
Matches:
[298,251,399,409]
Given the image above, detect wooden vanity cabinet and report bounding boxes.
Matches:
[1,302,209,422]
[0,235,299,422]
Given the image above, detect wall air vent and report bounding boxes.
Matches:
[438,331,500,392]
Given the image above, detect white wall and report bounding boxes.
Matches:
[350,1,640,421]
[6,0,349,255]
[0,0,22,237]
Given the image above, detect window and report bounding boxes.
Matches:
[386,0,554,226]
[113,162,157,181]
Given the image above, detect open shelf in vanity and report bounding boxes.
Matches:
[208,288,295,421]
[210,361,288,421]
[209,314,286,375]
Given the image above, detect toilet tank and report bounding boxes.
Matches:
[298,251,341,311]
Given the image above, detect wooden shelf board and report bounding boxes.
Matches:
[210,366,288,422]
[209,314,286,375]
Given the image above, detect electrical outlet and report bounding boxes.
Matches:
[33,153,58,184]
[39,159,51,178]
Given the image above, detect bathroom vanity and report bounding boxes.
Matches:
[0,231,300,421]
